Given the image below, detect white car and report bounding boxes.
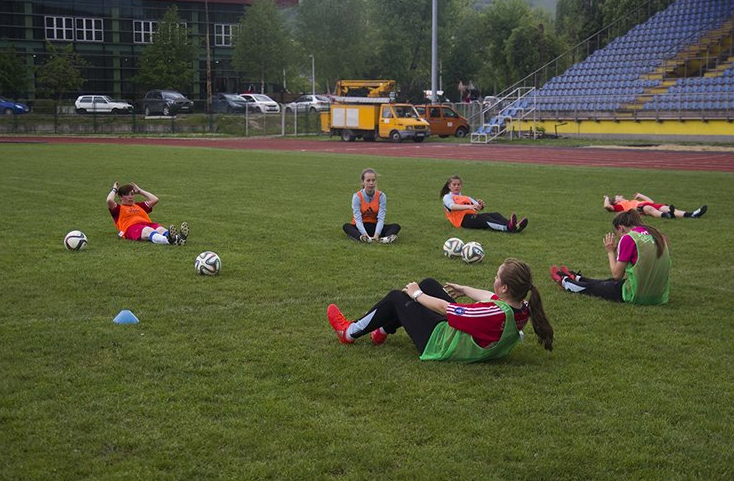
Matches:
[75,95,134,114]
[284,94,331,113]
[237,93,281,114]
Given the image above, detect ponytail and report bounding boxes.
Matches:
[500,258,554,352]
[613,209,667,257]
[527,285,554,351]
[440,175,462,199]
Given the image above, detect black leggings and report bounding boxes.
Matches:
[562,276,624,302]
[351,278,455,353]
[461,213,509,231]
[343,222,401,240]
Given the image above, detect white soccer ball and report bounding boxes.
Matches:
[195,251,221,276]
[461,241,485,264]
[443,237,464,258]
[64,230,88,251]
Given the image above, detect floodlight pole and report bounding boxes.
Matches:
[310,54,315,96]
[431,0,438,103]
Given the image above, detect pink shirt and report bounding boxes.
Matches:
[617,226,650,265]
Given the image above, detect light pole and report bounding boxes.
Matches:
[310,54,315,96]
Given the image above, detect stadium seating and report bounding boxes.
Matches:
[528,0,734,116]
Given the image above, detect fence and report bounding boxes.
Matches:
[0,107,326,136]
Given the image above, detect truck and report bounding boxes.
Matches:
[320,80,430,142]
[414,104,470,138]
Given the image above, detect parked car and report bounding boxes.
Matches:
[0,95,30,115]
[415,104,470,138]
[237,93,280,114]
[284,94,331,113]
[211,93,253,114]
[75,95,134,114]
[142,90,194,116]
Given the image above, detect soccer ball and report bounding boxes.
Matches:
[195,251,221,276]
[443,237,464,258]
[64,230,88,251]
[461,241,485,264]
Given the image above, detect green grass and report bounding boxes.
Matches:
[1,143,732,480]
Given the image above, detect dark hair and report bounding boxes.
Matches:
[117,184,135,196]
[500,258,553,351]
[612,209,666,257]
[440,175,462,198]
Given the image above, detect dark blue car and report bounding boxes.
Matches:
[0,95,30,115]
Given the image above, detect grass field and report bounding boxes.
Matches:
[1,142,732,480]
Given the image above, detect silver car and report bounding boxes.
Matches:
[238,93,281,114]
[284,94,331,113]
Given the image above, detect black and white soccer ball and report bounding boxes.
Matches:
[461,241,485,264]
[194,251,221,276]
[443,237,464,258]
[64,230,88,251]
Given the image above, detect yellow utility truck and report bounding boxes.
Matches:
[321,80,430,142]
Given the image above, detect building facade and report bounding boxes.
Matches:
[0,0,298,101]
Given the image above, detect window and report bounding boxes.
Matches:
[45,16,74,41]
[442,107,459,118]
[134,20,155,44]
[214,24,235,47]
[75,18,103,42]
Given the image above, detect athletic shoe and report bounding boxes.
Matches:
[515,217,529,233]
[359,234,372,243]
[507,213,517,232]
[379,234,397,244]
[662,205,675,219]
[370,328,388,345]
[327,304,354,344]
[549,265,565,289]
[167,224,179,245]
[691,205,707,218]
[560,265,580,281]
[178,221,189,245]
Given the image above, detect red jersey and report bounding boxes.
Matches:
[351,189,380,225]
[446,293,529,347]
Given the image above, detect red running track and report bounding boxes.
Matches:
[2,136,733,172]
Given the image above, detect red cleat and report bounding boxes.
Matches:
[560,265,579,281]
[370,328,388,345]
[327,304,354,344]
[549,265,564,289]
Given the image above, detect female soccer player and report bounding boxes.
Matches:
[440,175,528,233]
[550,209,671,305]
[604,193,706,219]
[342,168,401,243]
[327,258,553,362]
[106,181,188,245]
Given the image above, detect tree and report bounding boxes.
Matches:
[294,0,374,93]
[232,0,291,93]
[135,6,196,94]
[35,42,87,101]
[0,46,29,99]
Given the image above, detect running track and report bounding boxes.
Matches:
[2,136,733,172]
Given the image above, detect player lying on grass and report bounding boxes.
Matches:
[550,209,671,305]
[327,258,553,362]
[441,175,528,233]
[342,168,401,244]
[106,182,188,245]
[604,193,707,219]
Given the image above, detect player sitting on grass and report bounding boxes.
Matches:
[550,209,671,305]
[106,182,188,245]
[327,258,553,362]
[604,193,707,219]
[342,168,401,244]
[441,175,528,233]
